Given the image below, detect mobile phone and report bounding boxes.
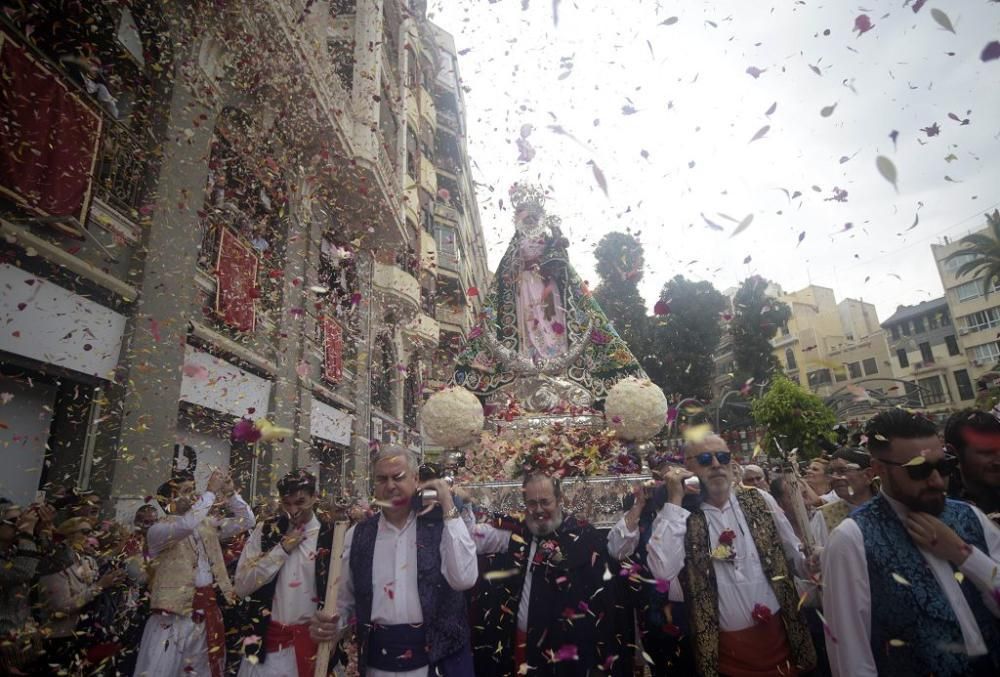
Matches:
[34,490,46,504]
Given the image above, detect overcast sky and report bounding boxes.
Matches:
[428,0,1000,322]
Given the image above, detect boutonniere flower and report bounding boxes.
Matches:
[533,538,564,567]
[752,603,773,625]
[711,529,737,563]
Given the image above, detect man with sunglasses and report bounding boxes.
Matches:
[822,409,1000,677]
[808,447,876,548]
[646,433,818,677]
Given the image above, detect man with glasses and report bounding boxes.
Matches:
[467,471,617,676]
[646,433,818,677]
[809,447,876,548]
[822,409,1000,676]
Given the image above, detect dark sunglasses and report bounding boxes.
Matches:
[879,453,958,481]
[695,451,732,467]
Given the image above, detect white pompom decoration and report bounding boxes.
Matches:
[422,386,485,448]
[605,377,668,442]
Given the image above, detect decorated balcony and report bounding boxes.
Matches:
[373,260,420,319]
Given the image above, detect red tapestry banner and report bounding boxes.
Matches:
[0,32,102,226]
[323,316,344,383]
[215,227,258,332]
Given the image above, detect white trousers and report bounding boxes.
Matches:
[132,612,222,677]
[236,645,299,676]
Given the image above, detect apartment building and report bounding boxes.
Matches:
[0,1,488,516]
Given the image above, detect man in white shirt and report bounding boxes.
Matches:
[645,434,818,677]
[822,409,1000,677]
[323,446,478,676]
[809,447,876,548]
[234,469,329,676]
[134,469,255,677]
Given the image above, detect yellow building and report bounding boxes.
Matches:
[932,222,1000,385]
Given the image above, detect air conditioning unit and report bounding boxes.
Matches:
[959,328,971,336]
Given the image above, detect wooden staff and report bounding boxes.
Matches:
[773,439,814,552]
[314,520,349,677]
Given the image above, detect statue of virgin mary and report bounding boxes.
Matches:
[452,183,645,410]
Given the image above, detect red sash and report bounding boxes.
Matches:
[191,586,225,677]
[718,612,798,677]
[265,621,318,677]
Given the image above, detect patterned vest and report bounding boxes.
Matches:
[682,489,816,677]
[240,516,335,665]
[349,512,469,676]
[818,499,852,534]
[148,517,233,615]
[852,495,1000,677]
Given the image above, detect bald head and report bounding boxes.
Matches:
[684,434,728,458]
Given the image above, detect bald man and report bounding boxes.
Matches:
[645,434,819,677]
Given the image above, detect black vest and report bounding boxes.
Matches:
[349,511,470,676]
[241,515,335,665]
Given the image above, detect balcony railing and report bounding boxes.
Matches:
[437,108,459,131]
[921,392,947,406]
[94,119,147,213]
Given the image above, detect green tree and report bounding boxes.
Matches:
[946,209,1000,298]
[731,275,791,388]
[592,232,650,364]
[646,275,727,399]
[751,375,836,459]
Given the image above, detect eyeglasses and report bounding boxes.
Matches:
[879,453,958,481]
[695,451,732,467]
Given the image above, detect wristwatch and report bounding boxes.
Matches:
[442,506,461,520]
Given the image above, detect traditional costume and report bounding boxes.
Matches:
[808,498,853,548]
[646,488,816,677]
[133,491,254,677]
[822,493,1000,676]
[470,512,617,676]
[235,513,334,676]
[337,505,478,676]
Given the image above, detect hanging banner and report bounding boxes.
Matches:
[323,315,344,383]
[215,227,258,332]
[0,31,102,230]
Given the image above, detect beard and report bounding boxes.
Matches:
[526,510,563,537]
[901,489,946,515]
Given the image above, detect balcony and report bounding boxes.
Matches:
[419,86,437,129]
[771,332,797,348]
[419,229,437,271]
[405,87,420,127]
[404,184,420,223]
[404,312,439,348]
[373,260,420,319]
[437,107,459,133]
[434,201,459,224]
[420,158,437,195]
[437,305,469,334]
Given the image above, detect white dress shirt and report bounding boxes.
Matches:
[607,515,685,602]
[822,494,1000,677]
[146,491,255,587]
[234,514,321,624]
[645,489,807,631]
[337,512,479,677]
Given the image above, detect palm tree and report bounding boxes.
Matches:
[947,209,1000,298]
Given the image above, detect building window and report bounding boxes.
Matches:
[847,362,862,379]
[897,349,909,368]
[954,369,975,400]
[807,369,832,388]
[941,309,951,326]
[919,342,934,363]
[785,348,797,371]
[901,321,912,336]
[944,335,960,356]
[956,280,983,302]
[971,341,1000,364]
[962,307,1000,332]
[890,325,900,340]
[912,317,925,334]
[862,357,878,376]
[917,375,946,405]
[928,312,939,330]
[943,252,977,272]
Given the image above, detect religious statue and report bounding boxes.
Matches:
[452,183,645,412]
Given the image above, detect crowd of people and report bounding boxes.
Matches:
[1,407,998,676]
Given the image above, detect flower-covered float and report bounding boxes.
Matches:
[422,184,670,527]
